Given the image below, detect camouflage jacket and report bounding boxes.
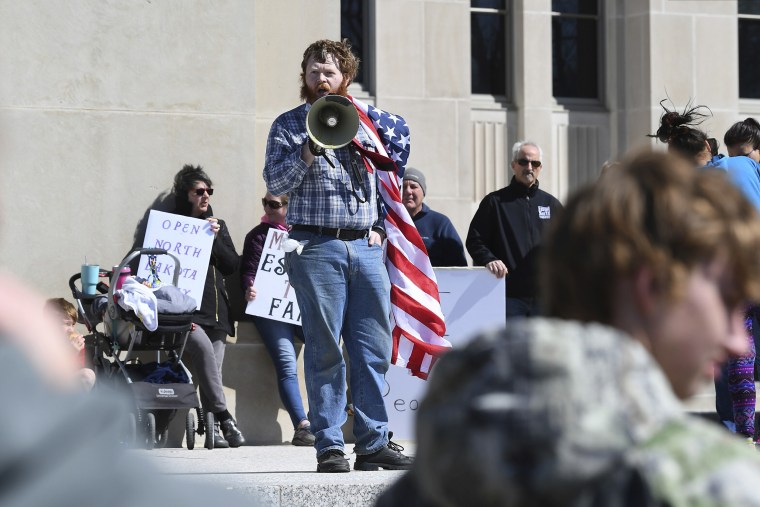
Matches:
[377,318,760,507]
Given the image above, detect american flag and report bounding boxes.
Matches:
[350,96,451,379]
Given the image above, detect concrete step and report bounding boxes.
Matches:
[142,442,414,507]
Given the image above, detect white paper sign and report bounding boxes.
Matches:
[381,268,506,440]
[139,210,214,310]
[244,228,301,325]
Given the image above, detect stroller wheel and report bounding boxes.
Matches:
[156,427,170,448]
[204,411,215,450]
[145,412,156,450]
[186,410,196,450]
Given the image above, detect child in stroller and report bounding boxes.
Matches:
[70,248,220,449]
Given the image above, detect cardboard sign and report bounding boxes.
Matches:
[382,268,506,440]
[138,210,214,310]
[244,228,301,325]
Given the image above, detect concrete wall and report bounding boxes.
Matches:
[0,0,257,292]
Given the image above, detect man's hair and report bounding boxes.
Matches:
[511,140,543,161]
[46,297,77,324]
[300,39,359,100]
[541,149,760,323]
[172,164,212,215]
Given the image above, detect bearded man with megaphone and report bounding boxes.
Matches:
[264,39,414,474]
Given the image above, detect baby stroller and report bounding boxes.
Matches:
[69,247,216,450]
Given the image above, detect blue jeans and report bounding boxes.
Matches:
[285,230,392,456]
[252,316,308,429]
[505,296,539,319]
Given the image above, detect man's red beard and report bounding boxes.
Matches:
[301,80,350,104]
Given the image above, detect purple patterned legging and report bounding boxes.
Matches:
[728,310,757,438]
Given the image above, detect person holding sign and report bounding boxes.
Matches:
[170,165,245,448]
[241,193,314,446]
[264,39,412,472]
[466,141,562,318]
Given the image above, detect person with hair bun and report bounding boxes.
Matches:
[651,101,760,445]
[649,100,760,209]
[648,100,715,165]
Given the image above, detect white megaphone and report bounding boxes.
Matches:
[306,94,360,150]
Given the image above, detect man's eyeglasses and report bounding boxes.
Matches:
[193,188,214,196]
[262,198,285,209]
[516,159,542,168]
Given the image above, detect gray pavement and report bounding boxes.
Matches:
[138,381,723,507]
[139,441,415,507]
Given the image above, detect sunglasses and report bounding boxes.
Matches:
[262,198,285,209]
[193,188,214,196]
[516,159,542,168]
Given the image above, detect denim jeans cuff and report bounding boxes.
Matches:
[355,439,387,456]
[317,445,345,457]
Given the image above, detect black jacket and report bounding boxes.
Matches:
[466,177,562,297]
[193,208,239,336]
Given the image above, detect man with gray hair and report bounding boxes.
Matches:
[466,140,562,318]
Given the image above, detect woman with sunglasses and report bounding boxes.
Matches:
[241,192,315,446]
[171,164,245,448]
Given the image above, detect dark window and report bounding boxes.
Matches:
[739,2,760,98]
[341,0,368,86]
[552,0,599,99]
[471,1,507,96]
[739,0,760,15]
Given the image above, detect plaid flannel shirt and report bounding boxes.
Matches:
[263,103,384,231]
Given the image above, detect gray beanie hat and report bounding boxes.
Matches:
[403,167,427,195]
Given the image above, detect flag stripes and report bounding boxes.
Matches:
[350,95,451,379]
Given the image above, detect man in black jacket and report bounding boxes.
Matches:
[466,141,562,318]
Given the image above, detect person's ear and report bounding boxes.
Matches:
[633,265,659,316]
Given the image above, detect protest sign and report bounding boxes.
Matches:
[138,210,214,310]
[382,268,505,439]
[245,228,301,325]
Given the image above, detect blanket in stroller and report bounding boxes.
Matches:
[114,278,198,331]
[91,282,197,325]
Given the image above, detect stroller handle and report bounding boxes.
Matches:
[68,272,108,301]
[140,248,169,255]
[107,248,184,319]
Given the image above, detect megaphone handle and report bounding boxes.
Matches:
[308,139,325,157]
[308,140,335,168]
